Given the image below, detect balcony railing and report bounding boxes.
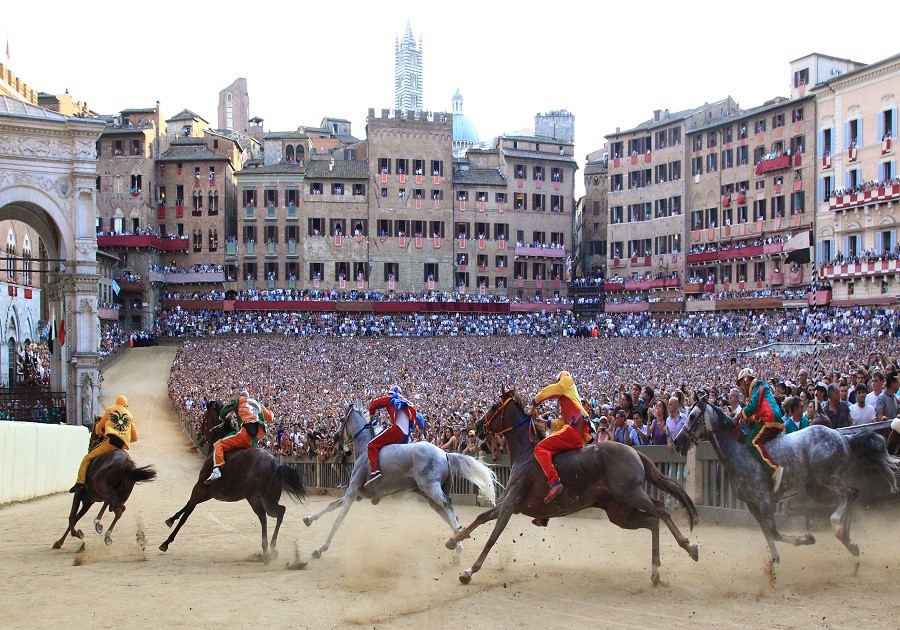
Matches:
[829,183,900,211]
[97,234,189,251]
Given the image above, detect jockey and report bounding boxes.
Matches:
[364,385,426,488]
[70,395,138,493]
[735,368,786,492]
[205,389,273,484]
[530,371,591,504]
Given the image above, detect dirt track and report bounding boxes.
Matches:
[0,346,897,629]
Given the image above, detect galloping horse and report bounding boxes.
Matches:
[447,387,699,585]
[673,392,899,569]
[303,402,497,562]
[54,443,157,549]
[159,400,307,562]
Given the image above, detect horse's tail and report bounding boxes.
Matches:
[845,430,900,494]
[125,463,158,485]
[447,453,498,505]
[274,463,308,503]
[637,451,699,530]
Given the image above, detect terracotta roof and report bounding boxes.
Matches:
[237,162,306,175]
[304,160,369,179]
[158,143,229,162]
[453,168,508,186]
[166,108,208,123]
[501,148,577,164]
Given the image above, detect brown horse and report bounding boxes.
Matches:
[447,387,699,585]
[158,400,307,563]
[53,443,157,549]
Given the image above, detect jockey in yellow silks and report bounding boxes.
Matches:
[530,371,590,504]
[71,395,138,493]
[205,390,274,484]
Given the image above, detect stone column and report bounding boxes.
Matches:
[683,447,702,504]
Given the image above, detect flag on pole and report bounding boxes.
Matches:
[59,319,66,347]
[112,279,121,295]
[48,320,55,355]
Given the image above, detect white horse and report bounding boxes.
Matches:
[303,403,497,562]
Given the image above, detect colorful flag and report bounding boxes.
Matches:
[59,319,66,347]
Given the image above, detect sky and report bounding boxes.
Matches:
[3,1,897,198]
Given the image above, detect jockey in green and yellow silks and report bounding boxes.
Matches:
[205,390,274,484]
[735,368,785,493]
[530,371,590,504]
[71,395,138,493]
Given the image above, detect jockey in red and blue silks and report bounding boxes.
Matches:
[364,386,426,488]
[734,368,786,492]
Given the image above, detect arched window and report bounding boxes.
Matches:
[6,230,15,279]
[285,145,295,163]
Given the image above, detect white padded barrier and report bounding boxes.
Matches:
[0,422,89,504]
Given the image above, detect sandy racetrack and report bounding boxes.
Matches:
[0,346,897,629]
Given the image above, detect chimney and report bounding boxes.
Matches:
[653,110,661,122]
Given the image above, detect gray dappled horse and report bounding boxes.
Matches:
[303,402,497,562]
[674,393,899,570]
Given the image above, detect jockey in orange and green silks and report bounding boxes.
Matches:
[531,371,590,505]
[205,390,274,484]
[735,368,785,493]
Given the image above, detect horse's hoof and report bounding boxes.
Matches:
[159,543,169,552]
[801,533,816,545]
[445,539,458,550]
[104,532,112,546]
[164,518,175,528]
[771,555,781,565]
[269,548,278,560]
[451,553,461,566]
[262,553,271,565]
[311,549,321,559]
[74,529,84,540]
[303,517,312,527]
[851,559,860,576]
[690,544,699,562]
[52,541,62,550]
[94,520,103,535]
[459,569,473,585]
[849,543,860,557]
[371,497,381,505]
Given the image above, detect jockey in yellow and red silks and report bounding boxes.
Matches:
[530,371,590,504]
[71,395,138,493]
[205,390,274,484]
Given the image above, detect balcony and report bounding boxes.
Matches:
[266,206,276,220]
[829,183,900,211]
[287,205,298,220]
[115,279,145,293]
[98,306,120,321]
[225,242,237,256]
[513,246,566,259]
[246,242,255,255]
[754,153,800,176]
[149,271,226,284]
[605,302,649,313]
[819,259,900,280]
[245,206,255,220]
[287,241,298,256]
[97,234,189,251]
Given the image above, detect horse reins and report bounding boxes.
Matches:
[483,396,535,438]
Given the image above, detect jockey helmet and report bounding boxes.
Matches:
[556,370,571,382]
[115,395,128,407]
[390,385,402,396]
[240,389,250,398]
[736,368,755,384]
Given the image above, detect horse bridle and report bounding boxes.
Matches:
[682,392,709,447]
[341,403,374,444]
[482,394,535,439]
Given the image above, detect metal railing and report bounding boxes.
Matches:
[0,388,67,423]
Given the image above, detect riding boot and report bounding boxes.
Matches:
[772,466,784,493]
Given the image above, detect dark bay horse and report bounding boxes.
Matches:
[303,403,497,562]
[159,401,307,563]
[53,442,157,549]
[448,388,699,585]
[674,393,899,571]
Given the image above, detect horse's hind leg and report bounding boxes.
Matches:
[262,494,286,558]
[421,482,464,562]
[103,504,125,546]
[94,503,109,534]
[822,474,860,558]
[303,495,346,527]
[619,488,698,563]
[605,502,662,585]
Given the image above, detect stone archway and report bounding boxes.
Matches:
[0,104,106,425]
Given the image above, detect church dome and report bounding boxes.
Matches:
[453,113,480,145]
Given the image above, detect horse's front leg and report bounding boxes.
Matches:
[53,496,92,549]
[103,505,125,546]
[303,495,346,527]
[459,504,515,584]
[447,502,506,549]
[312,490,359,559]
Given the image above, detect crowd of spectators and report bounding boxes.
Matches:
[166,306,900,464]
[151,264,224,274]
[828,176,900,200]
[99,321,128,358]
